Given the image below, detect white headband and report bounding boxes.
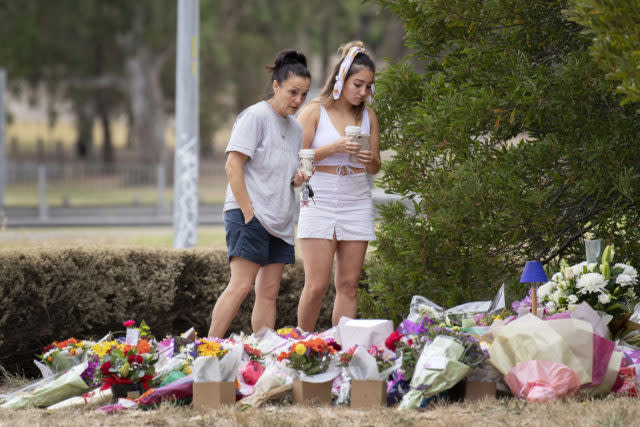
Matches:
[332,46,374,103]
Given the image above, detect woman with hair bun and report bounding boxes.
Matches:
[208,49,311,338]
[296,41,381,331]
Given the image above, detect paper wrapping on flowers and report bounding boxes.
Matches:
[445,283,506,316]
[138,375,194,406]
[1,362,90,409]
[398,335,470,410]
[153,354,187,385]
[580,350,623,396]
[335,317,394,350]
[33,359,54,379]
[332,368,351,405]
[489,314,592,384]
[237,363,296,408]
[504,360,581,402]
[192,344,242,383]
[571,302,610,339]
[407,295,443,324]
[296,360,341,383]
[253,328,292,355]
[47,387,112,410]
[347,346,401,381]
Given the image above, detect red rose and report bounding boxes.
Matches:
[136,354,144,364]
[100,361,112,376]
[128,354,136,363]
[385,331,404,352]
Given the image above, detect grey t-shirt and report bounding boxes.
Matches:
[223,101,302,245]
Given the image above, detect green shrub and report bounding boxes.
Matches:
[0,247,334,377]
[361,0,640,323]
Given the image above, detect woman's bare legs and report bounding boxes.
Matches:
[333,240,368,325]
[252,262,285,333]
[208,257,260,338]
[297,237,337,331]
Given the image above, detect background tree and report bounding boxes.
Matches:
[361,0,640,322]
[567,0,640,105]
[0,1,407,161]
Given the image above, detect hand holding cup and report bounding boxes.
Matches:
[297,149,314,184]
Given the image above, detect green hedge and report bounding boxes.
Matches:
[0,247,335,376]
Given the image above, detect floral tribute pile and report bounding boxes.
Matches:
[3,243,640,410]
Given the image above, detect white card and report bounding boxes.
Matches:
[422,357,447,370]
[125,328,139,346]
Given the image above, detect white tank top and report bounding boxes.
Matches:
[311,106,370,168]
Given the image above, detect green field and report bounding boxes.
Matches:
[0,226,228,250]
[4,182,228,206]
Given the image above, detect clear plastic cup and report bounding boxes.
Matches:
[298,149,314,176]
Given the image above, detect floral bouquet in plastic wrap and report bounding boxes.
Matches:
[513,244,639,321]
[38,337,94,375]
[97,337,158,392]
[242,344,265,386]
[277,337,340,382]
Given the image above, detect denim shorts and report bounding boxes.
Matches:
[224,209,295,266]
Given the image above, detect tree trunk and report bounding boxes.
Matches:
[124,46,167,165]
[75,99,94,159]
[95,90,114,164]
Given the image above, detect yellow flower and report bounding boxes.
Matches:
[198,339,226,358]
[92,340,118,358]
[183,364,192,375]
[294,343,306,356]
[452,326,461,331]
[492,315,502,320]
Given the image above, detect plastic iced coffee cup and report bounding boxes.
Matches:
[298,149,315,176]
[345,126,360,138]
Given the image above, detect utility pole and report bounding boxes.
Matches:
[173,0,199,249]
[0,68,6,208]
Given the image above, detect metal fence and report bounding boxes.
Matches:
[4,161,228,211]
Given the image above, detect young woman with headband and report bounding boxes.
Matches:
[208,49,311,337]
[296,41,381,331]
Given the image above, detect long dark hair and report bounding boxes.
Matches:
[264,49,311,99]
[315,41,375,120]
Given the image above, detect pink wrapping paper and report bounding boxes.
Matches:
[581,334,615,388]
[505,360,581,402]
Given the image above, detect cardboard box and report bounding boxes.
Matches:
[292,379,332,405]
[464,380,497,401]
[350,379,387,409]
[192,381,236,410]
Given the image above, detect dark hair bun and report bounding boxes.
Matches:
[266,49,311,86]
[272,49,307,70]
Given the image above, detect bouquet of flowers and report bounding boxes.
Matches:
[39,338,92,372]
[194,338,228,358]
[338,346,357,367]
[80,353,102,389]
[191,339,243,383]
[513,244,639,318]
[423,325,488,367]
[98,338,158,390]
[338,345,394,373]
[385,329,427,380]
[242,344,265,386]
[276,337,338,376]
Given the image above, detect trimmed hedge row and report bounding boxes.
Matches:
[0,247,335,376]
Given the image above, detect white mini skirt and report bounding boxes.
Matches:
[297,170,375,241]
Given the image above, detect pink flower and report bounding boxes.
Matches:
[123,319,135,328]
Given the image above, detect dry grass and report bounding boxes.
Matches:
[0,396,637,427]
